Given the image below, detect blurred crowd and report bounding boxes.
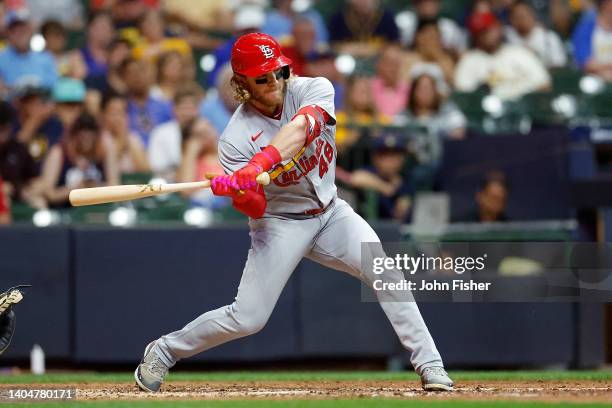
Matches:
[0,0,605,225]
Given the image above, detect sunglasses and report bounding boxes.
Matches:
[254,68,285,85]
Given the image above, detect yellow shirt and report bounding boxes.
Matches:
[335,111,392,147]
[132,38,192,62]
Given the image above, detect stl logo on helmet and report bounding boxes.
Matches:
[257,45,275,59]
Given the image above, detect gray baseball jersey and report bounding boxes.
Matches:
[218,76,337,216]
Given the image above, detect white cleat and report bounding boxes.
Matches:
[134,341,169,392]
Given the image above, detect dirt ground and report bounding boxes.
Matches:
[1,380,611,403]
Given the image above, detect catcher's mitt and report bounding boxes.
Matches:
[0,285,30,355]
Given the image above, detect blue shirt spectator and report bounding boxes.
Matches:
[199,64,239,136]
[572,7,597,68]
[206,38,234,89]
[127,97,173,147]
[199,95,232,137]
[120,57,173,147]
[572,1,612,82]
[0,47,58,91]
[0,10,58,93]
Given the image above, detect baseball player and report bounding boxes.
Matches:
[135,33,453,392]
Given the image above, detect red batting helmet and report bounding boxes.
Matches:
[231,32,293,78]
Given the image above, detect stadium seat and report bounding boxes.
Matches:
[449,91,488,132]
[586,91,612,121]
[451,92,530,134]
[135,195,189,224]
[550,68,583,94]
[520,92,575,126]
[10,203,37,223]
[68,203,115,224]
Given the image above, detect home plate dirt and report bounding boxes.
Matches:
[3,380,610,402]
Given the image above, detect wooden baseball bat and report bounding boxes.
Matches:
[69,173,271,207]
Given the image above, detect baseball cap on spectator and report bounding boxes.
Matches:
[52,78,86,103]
[233,4,265,31]
[467,11,499,37]
[372,131,408,153]
[5,9,31,29]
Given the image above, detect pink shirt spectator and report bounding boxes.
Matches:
[371,77,409,117]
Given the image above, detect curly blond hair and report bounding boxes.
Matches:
[230,75,252,103]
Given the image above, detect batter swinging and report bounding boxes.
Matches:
[135,33,453,392]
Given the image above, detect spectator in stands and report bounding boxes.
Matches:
[132,9,191,63]
[455,10,551,100]
[0,176,10,224]
[72,11,114,85]
[121,57,173,147]
[41,20,87,79]
[177,118,228,209]
[335,75,392,152]
[402,64,466,141]
[150,51,189,102]
[205,4,265,88]
[40,112,119,207]
[328,0,399,56]
[402,64,465,189]
[52,78,87,133]
[199,64,240,136]
[0,100,42,208]
[161,0,230,50]
[341,133,413,222]
[401,18,455,85]
[280,17,320,77]
[108,0,150,47]
[100,92,149,174]
[305,52,345,109]
[573,0,612,80]
[460,170,509,222]
[26,0,85,30]
[396,0,467,56]
[148,85,206,180]
[13,86,62,165]
[549,0,579,40]
[371,44,409,117]
[0,10,58,94]
[506,1,568,68]
[162,0,233,33]
[85,38,132,95]
[261,0,329,47]
[473,0,516,24]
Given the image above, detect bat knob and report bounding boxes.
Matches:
[256,172,271,186]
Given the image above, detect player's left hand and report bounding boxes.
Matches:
[232,163,263,190]
[207,174,240,197]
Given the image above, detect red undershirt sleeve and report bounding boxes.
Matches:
[231,184,267,219]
